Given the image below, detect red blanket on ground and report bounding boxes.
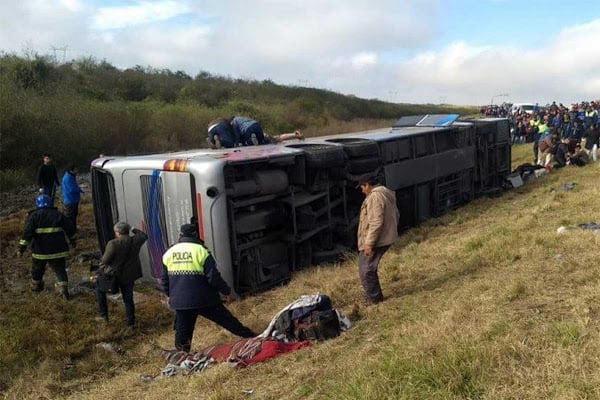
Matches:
[202,337,311,367]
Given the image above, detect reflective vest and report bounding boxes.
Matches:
[162,242,210,275]
[162,240,228,309]
[19,207,75,260]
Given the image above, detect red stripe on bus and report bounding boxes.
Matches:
[196,193,205,241]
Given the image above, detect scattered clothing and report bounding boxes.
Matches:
[259,294,352,341]
[550,182,576,192]
[202,337,310,366]
[142,338,310,381]
[142,293,349,380]
[557,222,600,235]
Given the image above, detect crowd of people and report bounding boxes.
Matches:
[482,100,599,168]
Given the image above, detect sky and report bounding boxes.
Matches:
[1,0,599,106]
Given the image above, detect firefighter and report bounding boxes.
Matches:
[18,194,77,299]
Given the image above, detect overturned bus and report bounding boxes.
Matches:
[90,115,510,294]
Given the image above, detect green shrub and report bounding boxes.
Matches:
[0,169,29,191]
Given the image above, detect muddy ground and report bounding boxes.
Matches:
[0,174,98,296]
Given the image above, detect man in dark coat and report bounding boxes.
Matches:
[162,224,256,352]
[18,194,76,299]
[95,221,148,326]
[36,154,60,200]
[583,124,599,162]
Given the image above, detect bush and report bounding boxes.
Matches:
[0,169,28,191]
[0,53,478,185]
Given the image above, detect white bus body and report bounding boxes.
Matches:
[91,117,510,293]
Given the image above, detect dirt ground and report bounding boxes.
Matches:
[0,174,96,295]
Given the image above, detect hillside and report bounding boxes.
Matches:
[1,144,599,399]
[0,54,476,190]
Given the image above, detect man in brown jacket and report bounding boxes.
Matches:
[95,221,148,326]
[357,174,399,304]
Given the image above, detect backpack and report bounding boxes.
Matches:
[293,309,341,341]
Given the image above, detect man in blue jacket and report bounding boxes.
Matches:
[207,117,237,149]
[62,165,84,231]
[230,116,267,146]
[162,224,256,352]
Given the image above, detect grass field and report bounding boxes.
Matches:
[1,144,599,399]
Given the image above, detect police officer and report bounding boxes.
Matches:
[18,194,76,299]
[162,224,256,352]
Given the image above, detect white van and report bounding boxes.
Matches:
[510,103,535,115]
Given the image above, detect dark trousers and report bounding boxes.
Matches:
[41,185,56,202]
[32,257,68,282]
[241,123,266,145]
[533,140,539,164]
[175,304,256,352]
[96,281,135,325]
[358,245,390,302]
[64,203,79,231]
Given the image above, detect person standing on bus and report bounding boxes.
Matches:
[162,224,256,352]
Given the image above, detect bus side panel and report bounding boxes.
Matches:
[123,170,195,283]
[188,163,235,291]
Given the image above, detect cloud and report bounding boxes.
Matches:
[91,1,192,30]
[1,1,599,105]
[59,0,84,13]
[351,52,378,69]
[389,18,600,104]
[209,0,438,60]
[0,1,91,54]
[92,25,212,70]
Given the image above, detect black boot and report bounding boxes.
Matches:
[56,281,70,300]
[31,279,44,292]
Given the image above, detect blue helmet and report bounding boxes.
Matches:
[36,194,53,208]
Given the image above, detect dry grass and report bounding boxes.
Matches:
[1,144,600,399]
